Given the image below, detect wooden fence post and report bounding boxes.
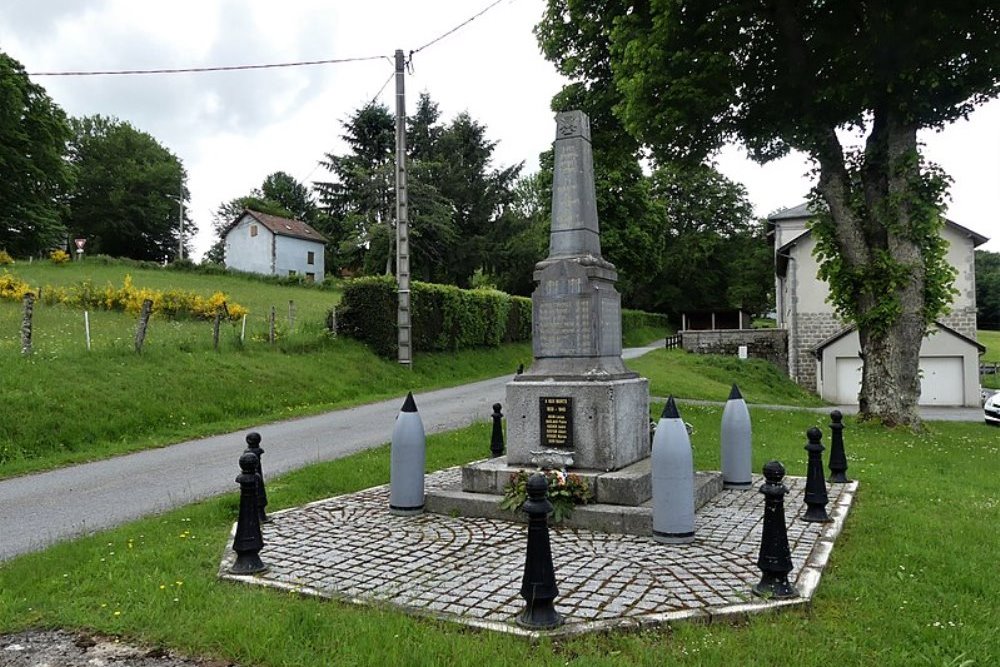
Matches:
[20,292,34,356]
[269,306,276,345]
[134,298,153,353]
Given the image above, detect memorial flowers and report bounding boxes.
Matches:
[499,468,593,523]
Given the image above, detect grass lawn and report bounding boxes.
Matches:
[631,348,827,407]
[0,407,995,666]
[6,259,341,326]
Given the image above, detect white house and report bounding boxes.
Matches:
[768,203,987,407]
[224,210,327,283]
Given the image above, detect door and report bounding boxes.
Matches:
[835,357,862,405]
[918,356,964,406]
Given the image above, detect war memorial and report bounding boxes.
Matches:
[218,111,858,636]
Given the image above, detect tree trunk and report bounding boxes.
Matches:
[814,116,926,428]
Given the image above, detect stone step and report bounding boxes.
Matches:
[425,470,723,537]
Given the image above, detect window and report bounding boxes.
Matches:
[306,272,316,283]
[288,270,296,277]
[307,251,315,265]
[250,225,258,237]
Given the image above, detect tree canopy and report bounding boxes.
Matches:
[538,0,1000,426]
[66,115,190,261]
[0,52,74,256]
[315,96,521,285]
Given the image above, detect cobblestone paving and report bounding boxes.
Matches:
[219,469,856,636]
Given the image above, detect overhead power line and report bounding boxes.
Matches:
[411,0,510,55]
[29,54,387,77]
[28,0,514,78]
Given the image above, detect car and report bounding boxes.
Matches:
[984,391,1000,426]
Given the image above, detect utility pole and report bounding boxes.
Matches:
[178,172,185,261]
[395,49,412,368]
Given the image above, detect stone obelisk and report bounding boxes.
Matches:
[505,110,649,473]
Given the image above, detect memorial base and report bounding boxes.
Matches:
[505,377,649,472]
[425,463,722,537]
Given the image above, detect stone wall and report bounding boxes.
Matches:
[681,329,788,373]
[939,306,978,341]
[792,312,844,391]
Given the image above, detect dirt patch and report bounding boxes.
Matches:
[0,629,237,667]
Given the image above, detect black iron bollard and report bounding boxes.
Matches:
[802,427,832,522]
[517,473,563,629]
[490,403,505,458]
[752,461,799,599]
[828,410,850,483]
[245,432,270,523]
[229,452,268,575]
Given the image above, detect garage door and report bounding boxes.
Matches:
[833,355,964,406]
[835,358,862,404]
[918,356,964,406]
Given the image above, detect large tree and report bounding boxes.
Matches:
[316,96,520,285]
[0,53,74,256]
[539,1,1000,426]
[314,103,396,275]
[66,115,191,261]
[642,163,770,317]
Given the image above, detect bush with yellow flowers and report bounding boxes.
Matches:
[0,272,32,301]
[49,249,71,264]
[0,250,13,265]
[1,272,248,322]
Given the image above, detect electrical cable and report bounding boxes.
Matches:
[367,69,396,106]
[29,54,387,77]
[29,0,514,78]
[410,0,510,55]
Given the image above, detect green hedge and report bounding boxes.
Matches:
[335,276,531,356]
[336,276,668,357]
[622,308,671,332]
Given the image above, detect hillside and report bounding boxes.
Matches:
[0,259,818,478]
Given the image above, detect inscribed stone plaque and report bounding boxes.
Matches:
[540,397,573,449]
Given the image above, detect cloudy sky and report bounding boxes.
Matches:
[2,0,998,258]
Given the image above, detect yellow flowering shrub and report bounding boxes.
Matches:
[49,249,71,264]
[1,272,247,322]
[0,272,32,300]
[0,250,13,265]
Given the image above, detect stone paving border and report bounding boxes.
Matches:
[219,469,858,637]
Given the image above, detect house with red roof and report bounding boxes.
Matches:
[223,210,327,283]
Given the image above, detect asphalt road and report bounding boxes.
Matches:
[0,340,980,561]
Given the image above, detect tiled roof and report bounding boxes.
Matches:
[768,202,817,220]
[230,210,328,244]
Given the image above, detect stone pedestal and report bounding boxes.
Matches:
[505,377,649,472]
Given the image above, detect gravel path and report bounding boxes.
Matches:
[0,630,235,667]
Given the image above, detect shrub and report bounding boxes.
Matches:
[622,308,670,332]
[336,277,532,356]
[336,276,666,357]
[49,249,70,264]
[0,272,248,322]
[0,250,13,265]
[0,272,32,300]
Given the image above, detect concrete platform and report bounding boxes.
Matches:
[219,467,858,637]
[460,456,663,506]
[429,461,722,536]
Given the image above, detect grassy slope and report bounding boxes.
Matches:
[0,262,781,475]
[0,409,995,666]
[0,262,536,476]
[7,261,341,325]
[631,348,827,407]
